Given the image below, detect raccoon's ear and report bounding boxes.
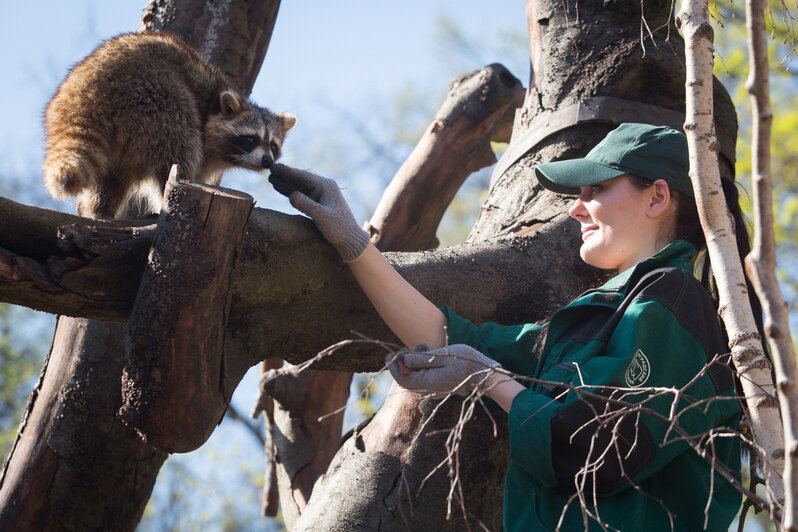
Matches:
[277,112,297,132]
[219,91,243,116]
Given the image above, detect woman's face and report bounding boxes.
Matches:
[568,175,669,272]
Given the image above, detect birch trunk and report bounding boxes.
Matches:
[744,0,798,527]
[677,0,785,515]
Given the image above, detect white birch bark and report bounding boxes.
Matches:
[676,0,785,515]
[744,0,798,527]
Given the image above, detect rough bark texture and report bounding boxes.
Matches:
[367,63,525,251]
[0,201,591,371]
[0,1,281,529]
[139,0,280,92]
[0,196,153,320]
[743,0,795,524]
[471,0,737,244]
[0,318,167,531]
[295,392,508,531]
[677,0,785,515]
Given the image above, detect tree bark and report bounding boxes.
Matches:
[743,0,796,525]
[367,63,525,252]
[139,0,281,92]
[0,1,281,529]
[0,201,592,371]
[0,318,167,531]
[676,0,785,517]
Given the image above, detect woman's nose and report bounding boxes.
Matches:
[568,196,587,219]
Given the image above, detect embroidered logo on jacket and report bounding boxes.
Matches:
[625,349,651,387]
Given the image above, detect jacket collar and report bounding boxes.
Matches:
[568,240,697,308]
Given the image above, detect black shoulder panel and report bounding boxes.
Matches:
[635,269,734,394]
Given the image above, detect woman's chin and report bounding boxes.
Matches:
[579,246,616,271]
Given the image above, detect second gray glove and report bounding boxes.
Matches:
[269,164,370,262]
[386,344,502,397]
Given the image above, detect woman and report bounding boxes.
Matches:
[269,123,746,531]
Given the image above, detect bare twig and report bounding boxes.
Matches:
[745,0,798,527]
[294,331,770,531]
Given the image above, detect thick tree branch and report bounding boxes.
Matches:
[0,194,592,372]
[367,64,524,251]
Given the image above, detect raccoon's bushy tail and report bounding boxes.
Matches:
[42,143,105,199]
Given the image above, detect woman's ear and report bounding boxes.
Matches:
[646,178,672,218]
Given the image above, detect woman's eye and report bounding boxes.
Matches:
[590,184,602,194]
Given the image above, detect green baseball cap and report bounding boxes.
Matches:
[533,123,694,198]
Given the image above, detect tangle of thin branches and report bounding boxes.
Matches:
[257,334,773,531]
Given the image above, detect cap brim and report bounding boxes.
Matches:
[534,158,627,195]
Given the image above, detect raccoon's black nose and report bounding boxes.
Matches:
[261,155,274,168]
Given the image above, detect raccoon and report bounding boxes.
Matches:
[43,32,296,219]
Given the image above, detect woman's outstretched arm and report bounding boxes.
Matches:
[348,243,447,350]
[268,164,446,349]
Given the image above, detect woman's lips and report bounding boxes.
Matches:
[581,225,598,238]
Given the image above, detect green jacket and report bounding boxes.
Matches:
[442,240,741,531]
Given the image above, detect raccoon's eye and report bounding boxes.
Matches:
[245,136,258,145]
[270,141,280,154]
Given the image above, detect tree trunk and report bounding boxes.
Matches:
[0,318,166,531]
[0,1,281,529]
[290,0,740,530]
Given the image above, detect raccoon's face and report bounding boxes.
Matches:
[205,91,296,173]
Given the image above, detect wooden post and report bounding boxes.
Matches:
[120,166,254,453]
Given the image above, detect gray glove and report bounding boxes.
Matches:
[385,344,502,397]
[269,164,370,262]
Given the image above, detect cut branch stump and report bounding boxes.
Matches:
[120,166,254,453]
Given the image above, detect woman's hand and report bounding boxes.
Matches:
[386,344,502,397]
[269,164,370,262]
